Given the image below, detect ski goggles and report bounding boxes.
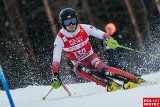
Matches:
[63,18,77,26]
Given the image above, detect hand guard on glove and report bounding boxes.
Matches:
[51,73,62,89]
[105,38,119,49]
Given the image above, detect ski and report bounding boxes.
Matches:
[78,64,146,92]
[78,64,122,92]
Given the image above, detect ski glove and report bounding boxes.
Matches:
[105,38,119,49]
[51,73,62,89]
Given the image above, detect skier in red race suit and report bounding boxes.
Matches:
[51,8,145,92]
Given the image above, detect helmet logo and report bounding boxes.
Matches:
[67,15,71,18]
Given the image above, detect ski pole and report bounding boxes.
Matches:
[42,87,53,100]
[42,83,71,100]
[118,45,160,59]
[106,39,160,59]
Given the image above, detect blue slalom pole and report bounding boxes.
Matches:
[0,65,15,107]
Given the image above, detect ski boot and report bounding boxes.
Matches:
[123,77,146,90]
[107,81,121,92]
[134,77,146,84]
[123,81,139,90]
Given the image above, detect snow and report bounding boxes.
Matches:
[0,72,160,107]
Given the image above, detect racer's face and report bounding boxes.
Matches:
[66,24,77,32]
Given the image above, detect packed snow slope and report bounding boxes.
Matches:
[0,71,160,107]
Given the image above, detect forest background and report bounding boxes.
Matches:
[0,0,160,89]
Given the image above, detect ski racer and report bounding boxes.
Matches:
[51,8,145,92]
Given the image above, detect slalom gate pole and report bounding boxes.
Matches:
[0,65,15,107]
[62,83,71,96]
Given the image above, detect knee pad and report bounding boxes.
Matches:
[90,58,107,72]
[101,66,109,74]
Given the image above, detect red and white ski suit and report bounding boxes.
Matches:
[52,24,136,80]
